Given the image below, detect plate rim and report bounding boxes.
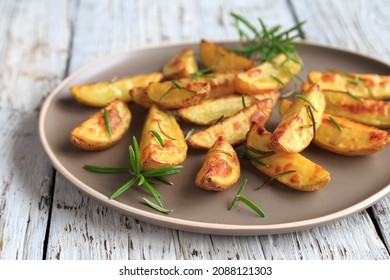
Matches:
[38,40,390,235]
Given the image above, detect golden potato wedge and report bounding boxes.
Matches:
[308,70,390,100]
[178,91,280,125]
[187,98,274,149]
[139,105,187,171]
[70,100,131,151]
[147,80,210,109]
[162,48,198,79]
[234,53,302,95]
[180,70,241,99]
[129,86,153,108]
[71,72,163,107]
[246,123,330,191]
[195,136,240,191]
[268,84,325,153]
[199,39,254,71]
[279,99,390,156]
[323,90,390,128]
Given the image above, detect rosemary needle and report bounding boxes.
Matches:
[328,116,342,132]
[150,130,165,147]
[296,94,318,112]
[104,108,112,138]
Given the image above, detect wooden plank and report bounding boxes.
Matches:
[292,0,390,255]
[0,0,70,259]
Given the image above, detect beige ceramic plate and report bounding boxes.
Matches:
[39,41,390,235]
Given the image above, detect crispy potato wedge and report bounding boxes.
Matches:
[199,39,254,71]
[246,123,330,191]
[139,105,187,171]
[323,90,390,128]
[129,86,153,108]
[147,80,210,109]
[234,53,302,95]
[269,84,325,153]
[187,98,274,149]
[162,48,198,79]
[71,72,163,107]
[195,136,240,191]
[279,99,390,156]
[180,70,241,99]
[308,70,390,100]
[70,100,131,151]
[178,91,280,125]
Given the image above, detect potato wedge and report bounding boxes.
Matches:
[323,90,390,128]
[139,105,187,171]
[308,70,390,100]
[129,86,153,108]
[162,48,198,79]
[246,123,330,191]
[180,70,241,99]
[70,100,131,151]
[195,136,240,191]
[71,72,163,107]
[187,98,274,149]
[199,39,254,71]
[268,84,325,153]
[147,80,210,109]
[234,53,302,95]
[279,99,390,156]
[178,91,280,125]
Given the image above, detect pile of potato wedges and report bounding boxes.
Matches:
[68,39,390,194]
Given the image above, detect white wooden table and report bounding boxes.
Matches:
[1,0,389,260]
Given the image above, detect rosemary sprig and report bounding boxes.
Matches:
[104,108,112,138]
[296,94,318,112]
[229,12,305,64]
[328,116,342,132]
[229,178,266,217]
[83,136,183,213]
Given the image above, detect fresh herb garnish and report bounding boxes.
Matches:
[255,170,296,191]
[328,116,342,132]
[157,120,176,140]
[241,95,247,108]
[271,75,285,86]
[190,67,215,79]
[84,136,183,213]
[306,105,317,141]
[149,130,165,147]
[346,89,363,102]
[243,150,268,167]
[229,178,266,217]
[104,108,112,138]
[229,12,305,64]
[296,94,318,112]
[184,128,195,140]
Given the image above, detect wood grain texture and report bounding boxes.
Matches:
[0,0,70,259]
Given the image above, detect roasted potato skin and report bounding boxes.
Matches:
[178,91,280,125]
[268,84,325,153]
[129,86,153,108]
[70,100,131,151]
[246,123,330,191]
[187,98,274,149]
[195,136,240,191]
[323,90,390,128]
[71,72,163,107]
[308,70,390,100]
[234,53,302,95]
[147,80,210,109]
[139,105,187,171]
[199,39,254,71]
[279,99,390,156]
[163,48,198,79]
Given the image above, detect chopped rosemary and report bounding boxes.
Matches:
[346,89,363,102]
[229,178,266,217]
[306,105,317,141]
[104,108,112,138]
[150,130,165,147]
[241,95,247,108]
[296,94,318,112]
[328,116,342,132]
[172,81,183,90]
[184,128,195,140]
[229,12,305,64]
[271,75,285,86]
[84,136,183,214]
[255,170,296,191]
